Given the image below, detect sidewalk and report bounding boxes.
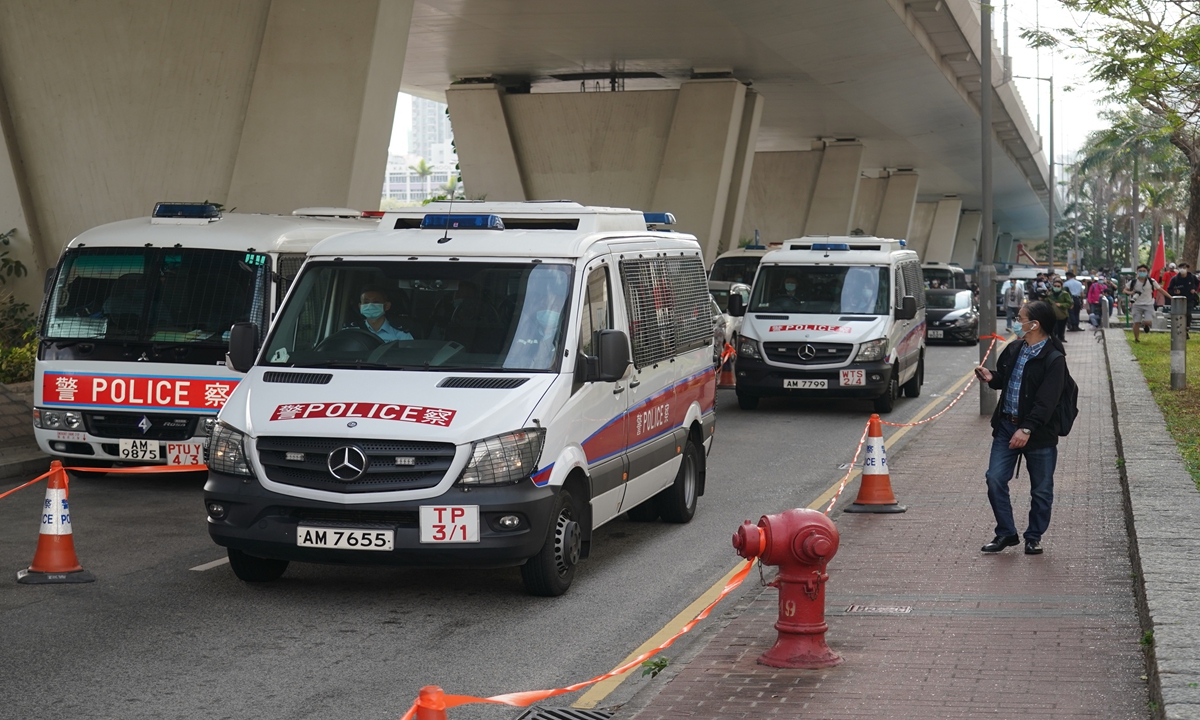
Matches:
[627,334,1150,719]
[0,381,48,481]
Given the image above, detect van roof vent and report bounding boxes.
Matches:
[263,371,333,385]
[437,376,530,390]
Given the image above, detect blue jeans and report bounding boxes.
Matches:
[1005,305,1018,330]
[985,418,1057,541]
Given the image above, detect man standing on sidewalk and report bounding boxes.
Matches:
[974,300,1067,555]
[1064,271,1084,331]
[1048,279,1073,344]
[1000,276,1025,332]
[1123,264,1164,342]
[1168,263,1199,331]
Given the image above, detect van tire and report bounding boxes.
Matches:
[736,392,759,410]
[902,355,923,398]
[227,549,288,582]
[626,501,660,522]
[521,489,582,596]
[657,439,700,523]
[873,366,899,413]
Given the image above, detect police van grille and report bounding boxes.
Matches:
[764,342,853,366]
[256,436,455,493]
[85,412,197,440]
[619,255,711,368]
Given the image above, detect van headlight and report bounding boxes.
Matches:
[737,337,761,359]
[458,428,546,486]
[855,338,889,362]
[208,422,252,476]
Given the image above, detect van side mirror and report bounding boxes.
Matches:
[227,322,259,373]
[895,295,917,321]
[727,293,746,317]
[596,329,631,382]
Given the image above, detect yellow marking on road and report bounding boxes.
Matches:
[190,557,229,572]
[572,558,753,709]
[575,345,1007,709]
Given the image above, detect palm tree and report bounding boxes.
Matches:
[408,159,434,201]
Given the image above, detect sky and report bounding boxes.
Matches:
[386,1,1113,163]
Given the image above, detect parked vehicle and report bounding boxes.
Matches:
[32,203,377,469]
[924,289,978,344]
[728,236,925,413]
[921,262,967,289]
[204,202,717,596]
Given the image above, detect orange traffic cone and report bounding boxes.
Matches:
[843,414,906,514]
[415,686,449,720]
[718,344,736,388]
[16,461,95,584]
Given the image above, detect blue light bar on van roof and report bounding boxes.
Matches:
[420,214,505,230]
[153,202,220,219]
[643,212,676,226]
[810,243,850,251]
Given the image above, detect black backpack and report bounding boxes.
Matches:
[1047,349,1079,436]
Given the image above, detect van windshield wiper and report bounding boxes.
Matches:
[295,360,393,370]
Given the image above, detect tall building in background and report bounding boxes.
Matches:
[409,97,454,163]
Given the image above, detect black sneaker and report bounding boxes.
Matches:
[982,534,1020,553]
[1025,540,1043,555]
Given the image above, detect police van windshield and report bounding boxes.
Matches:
[263,261,573,372]
[43,247,270,343]
[709,256,761,284]
[749,265,890,315]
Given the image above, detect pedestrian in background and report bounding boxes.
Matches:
[1048,279,1073,344]
[1086,278,1104,328]
[974,300,1067,556]
[1001,277,1025,332]
[1064,271,1084,331]
[1168,263,1199,333]
[1124,264,1164,342]
[1159,262,1177,306]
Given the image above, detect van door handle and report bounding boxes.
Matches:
[613,384,625,394]
[629,379,641,388]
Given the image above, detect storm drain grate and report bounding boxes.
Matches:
[513,708,614,720]
[845,604,912,614]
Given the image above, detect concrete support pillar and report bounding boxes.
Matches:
[652,79,750,262]
[923,197,963,263]
[741,150,824,244]
[0,75,43,307]
[875,172,920,240]
[804,142,863,236]
[951,210,983,268]
[228,0,414,213]
[906,201,938,257]
[716,89,763,255]
[444,84,526,201]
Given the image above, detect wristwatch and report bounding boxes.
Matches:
[1019,428,1032,436]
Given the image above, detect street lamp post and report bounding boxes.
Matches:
[979,3,998,415]
[1014,74,1054,274]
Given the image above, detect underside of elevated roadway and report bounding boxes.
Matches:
[400,0,1050,238]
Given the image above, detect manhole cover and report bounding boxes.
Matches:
[513,708,614,720]
[845,604,912,614]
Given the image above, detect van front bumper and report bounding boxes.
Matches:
[733,356,893,399]
[204,470,556,569]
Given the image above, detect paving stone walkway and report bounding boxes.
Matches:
[0,381,47,480]
[630,333,1149,719]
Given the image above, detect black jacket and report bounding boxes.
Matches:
[987,339,1066,449]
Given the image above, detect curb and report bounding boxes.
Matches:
[0,445,49,482]
[1103,328,1200,720]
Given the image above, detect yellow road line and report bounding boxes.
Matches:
[574,348,1002,709]
[572,558,752,709]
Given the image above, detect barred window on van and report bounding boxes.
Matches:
[620,255,710,368]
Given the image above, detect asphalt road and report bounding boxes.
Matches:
[0,342,982,720]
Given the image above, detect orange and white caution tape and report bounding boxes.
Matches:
[397,560,756,720]
[0,464,208,502]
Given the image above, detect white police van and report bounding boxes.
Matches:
[33,203,377,469]
[203,201,717,596]
[728,236,925,413]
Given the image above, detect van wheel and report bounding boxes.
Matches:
[873,367,899,413]
[626,501,660,522]
[657,439,700,523]
[521,489,582,596]
[902,356,923,398]
[227,549,288,582]
[736,392,759,410]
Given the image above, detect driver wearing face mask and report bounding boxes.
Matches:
[358,287,413,342]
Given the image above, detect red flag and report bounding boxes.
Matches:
[1151,229,1166,281]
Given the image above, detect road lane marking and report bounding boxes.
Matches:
[573,346,1006,709]
[190,557,229,572]
[572,558,754,709]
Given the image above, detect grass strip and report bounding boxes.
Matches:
[1124,330,1200,492]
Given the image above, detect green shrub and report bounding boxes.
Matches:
[0,292,37,384]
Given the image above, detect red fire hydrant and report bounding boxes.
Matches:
[732,508,842,668]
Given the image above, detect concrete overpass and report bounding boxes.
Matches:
[0,0,1050,307]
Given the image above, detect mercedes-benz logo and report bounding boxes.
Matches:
[327,446,367,482]
[797,344,818,361]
